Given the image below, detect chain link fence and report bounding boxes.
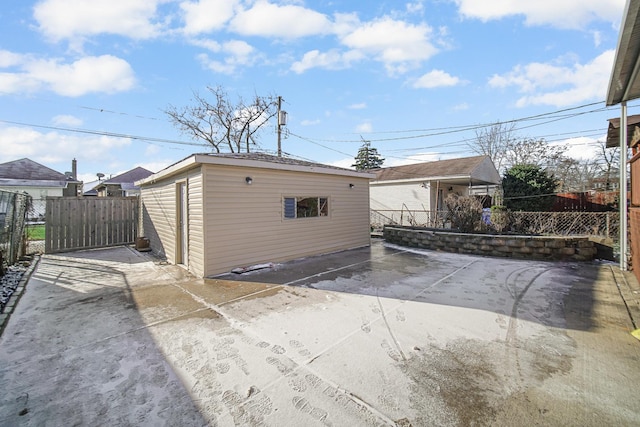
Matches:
[0,190,32,265]
[371,209,619,241]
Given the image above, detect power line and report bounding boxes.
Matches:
[0,119,210,148]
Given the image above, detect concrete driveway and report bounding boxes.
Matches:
[0,241,639,426]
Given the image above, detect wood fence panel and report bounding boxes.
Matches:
[45,197,139,253]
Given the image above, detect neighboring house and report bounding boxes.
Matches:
[370,155,501,212]
[94,167,154,197]
[136,153,376,278]
[0,158,80,219]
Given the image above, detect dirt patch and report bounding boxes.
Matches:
[403,340,501,426]
[402,332,576,426]
[184,279,282,305]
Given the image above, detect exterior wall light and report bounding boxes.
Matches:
[245,177,253,185]
[349,183,355,188]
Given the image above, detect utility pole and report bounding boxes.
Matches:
[277,96,287,157]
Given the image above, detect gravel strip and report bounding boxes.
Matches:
[0,262,29,313]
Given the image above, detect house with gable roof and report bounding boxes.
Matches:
[370,155,501,212]
[93,166,154,197]
[0,158,81,219]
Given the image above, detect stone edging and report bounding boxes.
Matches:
[0,255,41,337]
[383,226,597,262]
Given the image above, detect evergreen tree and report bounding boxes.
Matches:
[352,140,384,170]
[502,164,558,211]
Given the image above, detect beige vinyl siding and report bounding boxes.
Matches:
[140,180,176,261]
[201,164,370,276]
[186,170,204,277]
[140,167,205,276]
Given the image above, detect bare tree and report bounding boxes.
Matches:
[547,156,599,192]
[469,121,516,173]
[470,122,569,173]
[595,141,620,190]
[506,137,566,170]
[165,86,278,153]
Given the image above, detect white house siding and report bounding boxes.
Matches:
[0,186,64,219]
[370,181,474,212]
[370,182,431,211]
[201,164,371,277]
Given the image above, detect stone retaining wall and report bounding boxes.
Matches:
[383,226,597,261]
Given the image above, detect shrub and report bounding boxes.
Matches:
[443,194,484,232]
[490,205,509,233]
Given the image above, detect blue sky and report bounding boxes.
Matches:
[0,0,633,182]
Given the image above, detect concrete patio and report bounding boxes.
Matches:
[0,240,638,426]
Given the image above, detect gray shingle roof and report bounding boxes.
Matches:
[373,155,492,182]
[101,167,154,184]
[0,158,69,181]
[192,152,355,173]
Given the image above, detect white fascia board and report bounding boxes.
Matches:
[192,154,376,179]
[370,175,471,185]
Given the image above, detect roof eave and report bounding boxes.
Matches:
[137,154,375,186]
[607,0,640,106]
[372,174,473,185]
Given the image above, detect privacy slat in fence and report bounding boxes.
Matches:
[45,197,139,253]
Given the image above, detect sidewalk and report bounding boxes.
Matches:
[614,268,640,332]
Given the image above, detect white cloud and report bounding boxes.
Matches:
[413,69,461,88]
[406,2,425,14]
[550,136,604,161]
[452,102,469,111]
[454,0,623,30]
[291,49,363,74]
[300,119,321,126]
[196,40,259,74]
[139,160,172,174]
[340,17,438,74]
[0,52,136,96]
[52,115,83,127]
[34,0,166,45]
[0,126,131,166]
[329,158,356,169]
[292,16,438,75]
[230,1,332,38]
[356,122,373,133]
[0,50,23,67]
[488,50,614,107]
[348,102,367,110]
[189,38,222,52]
[180,0,239,35]
[386,152,446,166]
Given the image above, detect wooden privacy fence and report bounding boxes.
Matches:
[45,197,139,253]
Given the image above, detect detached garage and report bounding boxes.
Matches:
[136,153,375,277]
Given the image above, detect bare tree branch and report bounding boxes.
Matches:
[164,86,278,153]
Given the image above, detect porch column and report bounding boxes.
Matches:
[621,102,629,270]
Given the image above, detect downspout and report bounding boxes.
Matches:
[621,102,629,270]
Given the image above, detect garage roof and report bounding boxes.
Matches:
[137,152,375,185]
